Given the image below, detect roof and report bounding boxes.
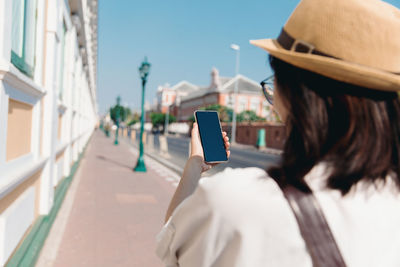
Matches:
[180,75,261,102]
[220,75,261,94]
[171,81,199,93]
[180,86,209,101]
[219,77,232,87]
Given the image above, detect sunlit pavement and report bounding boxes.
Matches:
[36,130,177,267]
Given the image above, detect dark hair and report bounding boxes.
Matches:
[267,56,400,195]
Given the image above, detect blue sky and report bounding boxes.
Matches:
[97,0,400,114]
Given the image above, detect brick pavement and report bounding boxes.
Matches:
[37,130,178,267]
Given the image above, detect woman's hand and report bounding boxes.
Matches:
[190,123,231,172]
[165,123,230,222]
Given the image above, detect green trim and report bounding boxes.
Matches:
[11,50,34,77]
[6,138,91,267]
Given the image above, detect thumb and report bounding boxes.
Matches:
[192,123,199,138]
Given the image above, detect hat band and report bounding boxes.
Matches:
[277,29,337,58]
[277,29,400,75]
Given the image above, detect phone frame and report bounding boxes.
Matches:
[194,110,228,164]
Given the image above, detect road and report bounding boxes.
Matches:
[150,134,281,176]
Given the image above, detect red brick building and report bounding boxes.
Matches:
[157,68,276,121]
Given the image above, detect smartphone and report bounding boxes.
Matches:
[194,110,228,163]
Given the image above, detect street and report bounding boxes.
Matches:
[150,134,281,176]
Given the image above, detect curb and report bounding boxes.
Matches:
[145,149,184,175]
[6,136,92,267]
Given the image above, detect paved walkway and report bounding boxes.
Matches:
[37,130,180,267]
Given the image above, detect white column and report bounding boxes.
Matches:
[63,29,73,176]
[39,0,60,215]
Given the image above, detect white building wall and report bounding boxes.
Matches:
[0,0,98,265]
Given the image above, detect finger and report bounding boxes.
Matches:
[224,137,230,146]
[224,136,229,142]
[225,142,231,149]
[222,131,227,137]
[202,163,212,171]
[227,150,231,158]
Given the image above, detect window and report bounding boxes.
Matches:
[238,97,247,112]
[250,98,259,113]
[11,0,37,77]
[225,95,234,108]
[262,100,270,117]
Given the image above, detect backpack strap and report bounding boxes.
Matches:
[278,183,347,267]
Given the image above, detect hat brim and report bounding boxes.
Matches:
[250,39,400,92]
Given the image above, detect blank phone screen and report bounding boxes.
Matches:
[195,111,228,163]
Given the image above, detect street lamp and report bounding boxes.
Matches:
[114,96,121,145]
[230,44,240,144]
[134,57,151,172]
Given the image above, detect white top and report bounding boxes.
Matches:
[156,165,400,267]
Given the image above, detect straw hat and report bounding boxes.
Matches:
[250,0,400,92]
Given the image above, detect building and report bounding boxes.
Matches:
[156,81,198,114]
[0,0,98,265]
[157,68,274,121]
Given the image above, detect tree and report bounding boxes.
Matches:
[110,105,132,125]
[127,112,140,126]
[237,110,266,122]
[110,105,125,124]
[188,114,196,123]
[150,112,176,126]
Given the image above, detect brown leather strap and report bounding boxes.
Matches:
[277,29,336,58]
[278,183,347,267]
[277,28,400,75]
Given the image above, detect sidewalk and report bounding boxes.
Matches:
[36,130,180,267]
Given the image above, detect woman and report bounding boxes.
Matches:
[157,0,400,266]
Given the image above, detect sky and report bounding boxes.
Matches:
[97,0,400,115]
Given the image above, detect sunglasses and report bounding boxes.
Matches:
[260,75,275,105]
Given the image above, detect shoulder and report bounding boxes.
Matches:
[194,167,287,224]
[199,167,281,198]
[198,167,277,196]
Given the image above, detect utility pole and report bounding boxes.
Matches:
[230,44,240,144]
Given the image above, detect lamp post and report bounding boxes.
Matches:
[114,96,121,145]
[134,57,151,172]
[230,44,240,144]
